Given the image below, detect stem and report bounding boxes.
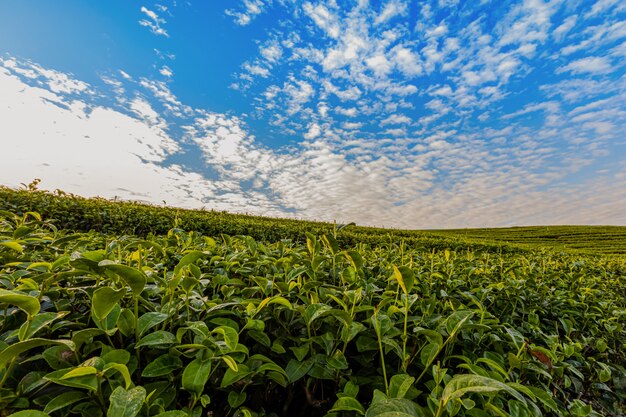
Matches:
[96,376,107,413]
[434,399,445,417]
[402,295,409,371]
[134,296,140,363]
[20,316,34,342]
[189,394,199,411]
[374,311,389,395]
[0,357,17,389]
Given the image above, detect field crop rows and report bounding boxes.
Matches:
[430,227,626,255]
[4,186,625,255]
[0,189,625,417]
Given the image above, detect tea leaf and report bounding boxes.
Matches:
[43,391,85,414]
[182,358,211,395]
[99,263,146,296]
[137,312,168,336]
[135,331,177,348]
[0,338,74,369]
[441,374,525,404]
[0,289,40,317]
[142,354,183,377]
[330,397,365,415]
[107,386,146,417]
[92,287,126,320]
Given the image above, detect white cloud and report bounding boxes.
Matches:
[335,106,358,117]
[496,0,557,47]
[365,54,393,75]
[260,41,283,63]
[374,0,408,25]
[427,24,448,39]
[560,20,626,56]
[284,78,315,114]
[431,85,453,96]
[381,114,412,125]
[385,84,417,96]
[553,16,577,42]
[226,0,268,26]
[391,45,422,76]
[304,123,322,139]
[242,62,270,78]
[322,81,362,101]
[342,121,363,130]
[139,6,169,37]
[159,66,173,78]
[558,56,614,74]
[130,97,165,128]
[303,2,341,38]
[384,127,407,136]
[584,0,624,18]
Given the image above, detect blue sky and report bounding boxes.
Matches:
[0,0,625,228]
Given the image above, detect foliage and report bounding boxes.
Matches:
[0,191,625,416]
[430,226,626,255]
[6,186,622,255]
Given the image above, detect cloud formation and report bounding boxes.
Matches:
[2,52,625,228]
[139,6,169,37]
[1,0,625,228]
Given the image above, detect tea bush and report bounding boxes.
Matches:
[0,206,625,417]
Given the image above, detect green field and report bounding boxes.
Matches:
[430,227,626,255]
[0,187,625,417]
[2,187,625,256]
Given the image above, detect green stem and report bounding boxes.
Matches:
[434,399,446,417]
[134,297,140,363]
[0,357,17,389]
[402,295,409,371]
[374,311,389,395]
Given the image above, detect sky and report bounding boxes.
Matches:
[0,0,625,229]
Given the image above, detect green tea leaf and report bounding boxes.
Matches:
[0,241,23,252]
[331,397,365,415]
[135,331,177,348]
[99,263,146,296]
[107,386,146,417]
[19,311,66,340]
[220,364,252,388]
[365,398,422,417]
[152,412,188,417]
[137,312,168,336]
[174,251,205,276]
[392,266,415,294]
[0,289,40,317]
[286,358,314,383]
[142,354,183,377]
[44,368,98,391]
[304,303,332,327]
[441,374,525,404]
[44,391,84,414]
[104,363,133,389]
[7,411,49,417]
[221,355,238,372]
[228,391,246,408]
[102,349,131,365]
[213,326,239,350]
[0,338,75,369]
[389,374,415,399]
[92,287,126,320]
[182,358,211,395]
[61,366,97,379]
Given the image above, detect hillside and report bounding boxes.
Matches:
[0,186,624,416]
[1,187,625,256]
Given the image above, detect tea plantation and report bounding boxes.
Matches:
[0,187,624,417]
